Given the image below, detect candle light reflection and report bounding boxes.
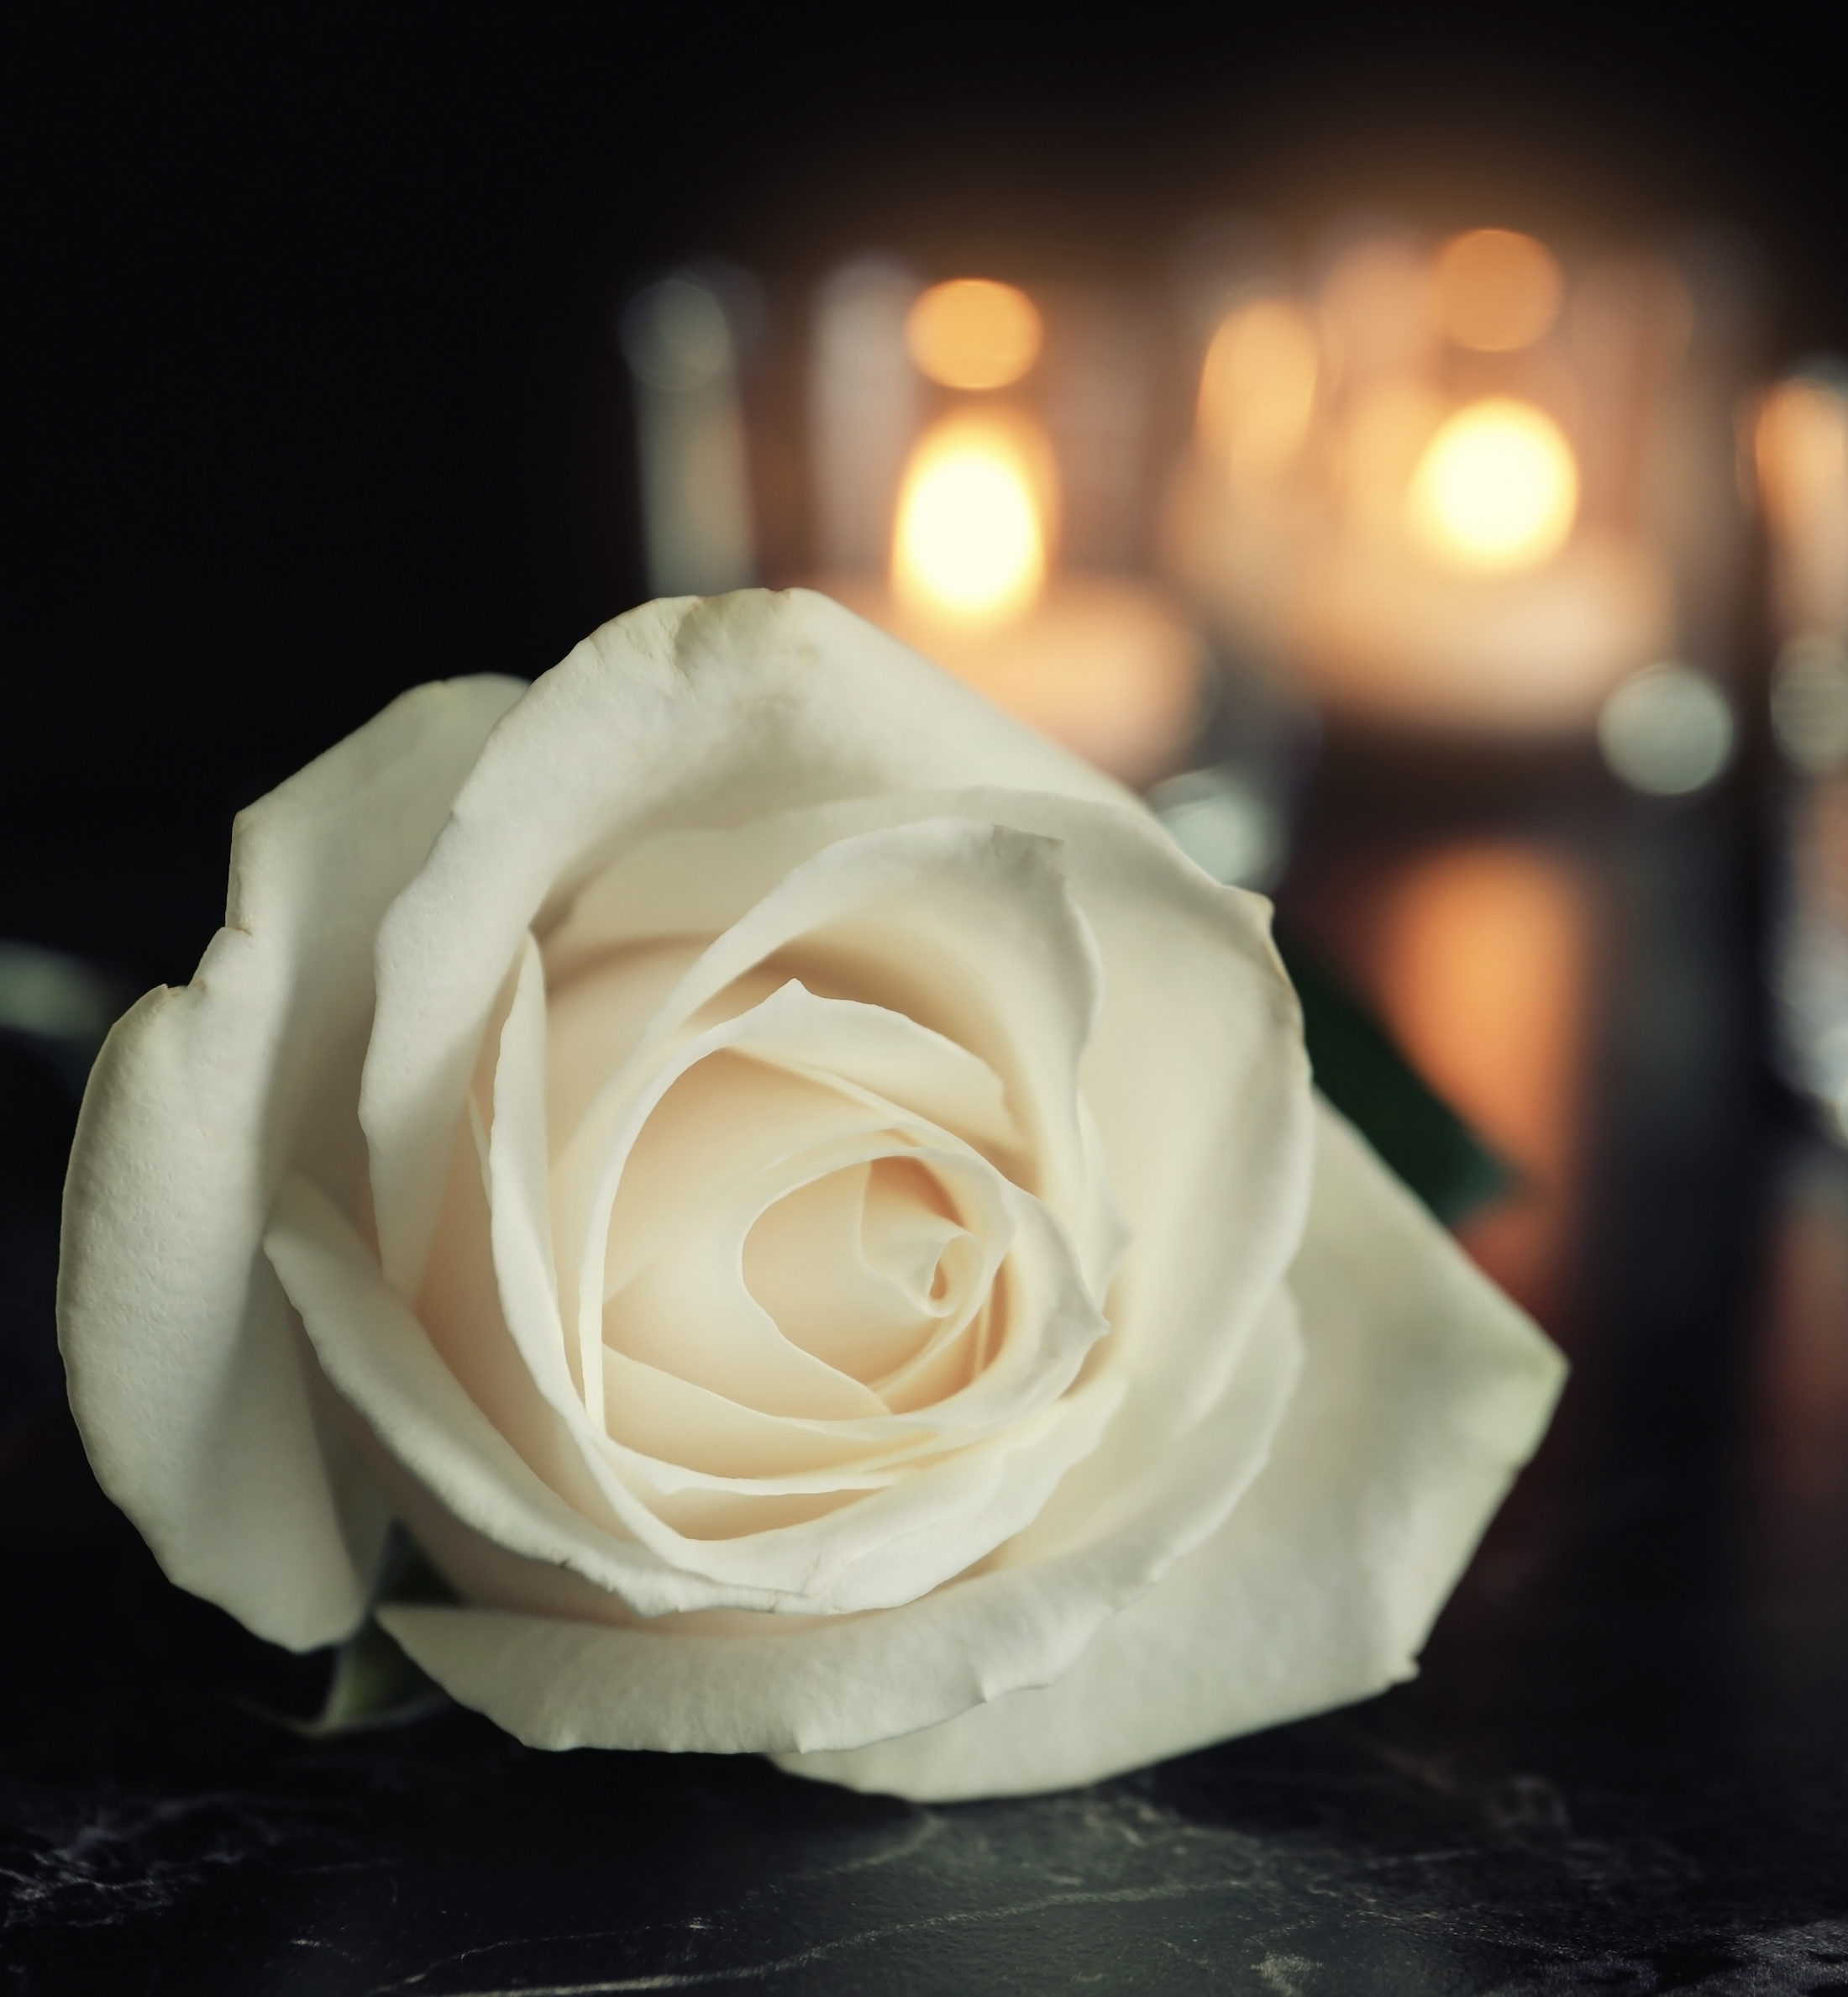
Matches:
[1199,298,1320,481]
[1434,229,1564,353]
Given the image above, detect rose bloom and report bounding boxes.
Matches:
[58,591,1562,1800]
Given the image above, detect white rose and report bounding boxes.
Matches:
[58,589,1562,1801]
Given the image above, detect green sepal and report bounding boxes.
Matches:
[298,1615,447,1737]
[245,1535,457,1737]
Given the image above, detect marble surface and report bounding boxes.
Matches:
[5,807,1848,1994]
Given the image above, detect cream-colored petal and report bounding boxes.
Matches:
[485,952,978,1538]
[58,674,523,1649]
[598,1347,932,1481]
[745,1159,969,1383]
[265,1173,799,1618]
[776,1102,1566,1800]
[271,1167,1116,1615]
[544,939,706,1154]
[590,1050,904,1426]
[417,1069,619,1536]
[419,932,640,1532]
[364,591,1130,1301]
[624,818,1123,1295]
[559,980,1100,1443]
[557,787,1310,1488]
[378,1283,1300,1753]
[608,1211,890,1422]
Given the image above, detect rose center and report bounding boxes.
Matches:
[743,1156,979,1388]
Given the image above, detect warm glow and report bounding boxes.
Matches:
[1198,298,1320,477]
[1344,381,1446,532]
[893,415,1047,623]
[906,279,1042,391]
[1756,379,1848,508]
[1755,377,1848,637]
[1371,842,1592,1324]
[1434,229,1563,352]
[1320,237,1435,385]
[1409,399,1578,570]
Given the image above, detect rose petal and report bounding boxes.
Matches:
[596,1346,935,1480]
[544,939,706,1153]
[743,1159,972,1382]
[272,1163,1120,1614]
[265,1172,784,1618]
[555,979,1104,1441]
[58,675,524,1648]
[417,938,627,1532]
[774,1101,1567,1799]
[377,1281,1302,1754]
[363,591,1129,1301]
[559,817,1124,1296]
[554,788,1312,1493]
[483,964,1121,1590]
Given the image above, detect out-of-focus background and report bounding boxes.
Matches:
[5,8,1848,1988]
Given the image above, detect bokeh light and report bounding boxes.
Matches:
[1197,298,1320,480]
[1756,375,1848,639]
[905,279,1042,392]
[1408,398,1578,570]
[1598,662,1736,795]
[1434,229,1564,352]
[892,415,1047,622]
[1772,636,1848,775]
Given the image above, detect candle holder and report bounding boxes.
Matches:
[1164,220,1760,768]
[804,263,1210,788]
[620,257,1214,791]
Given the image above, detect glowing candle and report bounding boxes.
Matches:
[893,413,1048,622]
[1173,228,1679,734]
[906,278,1043,392]
[1407,398,1580,572]
[816,276,1205,786]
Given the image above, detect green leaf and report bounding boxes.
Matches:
[1275,928,1515,1227]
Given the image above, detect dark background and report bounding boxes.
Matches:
[7,11,1848,1990]
[9,0,1848,988]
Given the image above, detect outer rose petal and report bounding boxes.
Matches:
[774,1101,1567,1799]
[58,675,526,1648]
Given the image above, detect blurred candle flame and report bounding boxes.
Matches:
[906,279,1042,392]
[1434,229,1564,352]
[893,414,1048,623]
[1756,376,1848,639]
[1198,298,1320,480]
[1408,398,1580,571]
